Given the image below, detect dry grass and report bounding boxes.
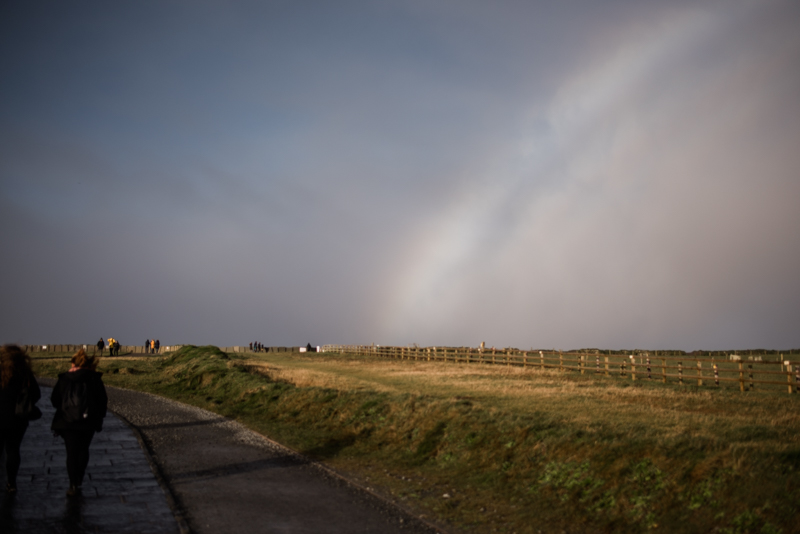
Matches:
[242,353,800,446]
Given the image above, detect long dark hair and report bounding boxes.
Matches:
[71,348,99,370]
[0,344,34,388]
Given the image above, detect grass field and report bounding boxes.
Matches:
[33,346,800,533]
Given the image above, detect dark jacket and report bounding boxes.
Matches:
[0,373,41,429]
[51,368,108,433]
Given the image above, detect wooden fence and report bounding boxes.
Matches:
[320,345,800,394]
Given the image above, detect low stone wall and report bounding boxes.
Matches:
[21,344,304,356]
[22,344,183,356]
[220,346,302,354]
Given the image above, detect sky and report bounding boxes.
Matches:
[1,0,799,351]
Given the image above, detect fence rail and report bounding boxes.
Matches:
[320,345,800,394]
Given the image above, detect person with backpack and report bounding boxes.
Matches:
[0,344,41,494]
[51,348,108,497]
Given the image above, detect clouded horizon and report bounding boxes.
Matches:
[2,0,799,351]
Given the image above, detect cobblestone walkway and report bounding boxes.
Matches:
[0,386,179,534]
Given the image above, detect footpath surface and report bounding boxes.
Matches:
[3,379,443,533]
[1,385,179,534]
[106,386,441,534]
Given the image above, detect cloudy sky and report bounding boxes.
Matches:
[1,0,799,351]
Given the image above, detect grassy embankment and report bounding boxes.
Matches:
[33,346,800,534]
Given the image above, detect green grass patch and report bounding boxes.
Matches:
[33,346,800,533]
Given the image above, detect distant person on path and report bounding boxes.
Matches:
[145,339,149,354]
[249,342,253,352]
[96,337,104,356]
[155,339,160,354]
[150,339,155,354]
[51,348,108,497]
[107,337,115,356]
[0,344,41,494]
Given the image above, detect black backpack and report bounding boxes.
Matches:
[61,380,90,424]
[15,382,42,421]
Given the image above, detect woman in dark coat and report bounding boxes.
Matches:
[0,344,41,493]
[51,348,108,496]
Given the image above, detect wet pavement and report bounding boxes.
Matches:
[3,381,442,534]
[0,386,179,534]
[107,387,441,534]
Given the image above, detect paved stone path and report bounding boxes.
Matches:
[3,381,443,533]
[107,387,441,534]
[0,386,179,534]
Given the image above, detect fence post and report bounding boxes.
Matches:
[748,364,754,390]
[580,354,585,375]
[507,349,511,367]
[786,360,793,394]
[523,351,528,367]
[678,362,683,385]
[647,356,651,379]
[796,364,800,394]
[559,350,563,372]
[739,362,744,392]
[631,356,636,381]
[596,354,600,374]
[697,361,703,387]
[714,363,719,386]
[604,356,609,376]
[492,347,496,365]
[662,359,666,383]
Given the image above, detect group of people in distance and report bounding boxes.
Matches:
[97,337,120,356]
[249,342,266,352]
[0,344,107,497]
[144,339,160,354]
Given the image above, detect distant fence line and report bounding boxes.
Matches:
[320,345,800,394]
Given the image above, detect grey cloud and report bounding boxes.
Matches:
[1,1,798,350]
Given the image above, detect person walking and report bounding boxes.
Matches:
[96,337,104,356]
[145,339,150,354]
[154,339,160,354]
[0,344,41,493]
[107,337,114,356]
[51,348,108,497]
